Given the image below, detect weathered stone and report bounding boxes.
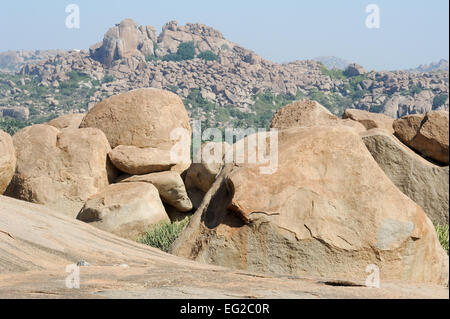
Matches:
[118,171,193,212]
[393,111,449,164]
[109,145,177,175]
[343,109,395,133]
[0,130,16,194]
[76,182,169,240]
[47,114,85,130]
[172,126,448,285]
[1,195,447,298]
[5,125,116,217]
[362,129,449,225]
[80,88,192,155]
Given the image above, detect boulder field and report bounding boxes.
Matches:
[0,91,448,293]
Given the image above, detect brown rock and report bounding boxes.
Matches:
[172,126,448,285]
[76,182,169,240]
[47,114,85,130]
[80,88,191,155]
[362,129,449,225]
[5,125,116,217]
[393,111,449,164]
[0,130,16,194]
[118,171,193,212]
[109,145,177,175]
[271,100,366,132]
[1,195,447,298]
[343,109,395,133]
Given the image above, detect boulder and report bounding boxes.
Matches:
[109,145,177,175]
[171,126,448,285]
[47,114,85,130]
[5,125,116,217]
[362,129,449,225]
[271,100,366,132]
[80,89,191,163]
[76,182,169,240]
[344,63,367,77]
[393,111,449,164]
[343,109,395,133]
[0,129,16,194]
[118,171,193,212]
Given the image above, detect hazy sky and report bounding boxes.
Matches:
[0,0,448,70]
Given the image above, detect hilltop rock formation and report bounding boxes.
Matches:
[0,129,15,194]
[76,182,169,240]
[172,126,449,285]
[12,19,447,119]
[362,129,449,225]
[5,125,116,217]
[393,111,449,164]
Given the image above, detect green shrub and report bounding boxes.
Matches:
[138,217,191,252]
[410,85,423,95]
[198,50,219,61]
[319,64,347,80]
[163,41,196,62]
[102,75,115,83]
[436,224,449,253]
[433,94,448,108]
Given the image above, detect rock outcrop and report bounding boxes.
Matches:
[77,182,169,240]
[172,126,449,285]
[1,195,447,299]
[0,129,16,194]
[393,111,449,164]
[362,129,449,225]
[5,125,116,217]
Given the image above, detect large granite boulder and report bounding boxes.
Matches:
[362,129,449,225]
[0,129,16,194]
[5,125,116,217]
[393,111,449,164]
[80,88,191,170]
[76,182,169,240]
[171,126,448,285]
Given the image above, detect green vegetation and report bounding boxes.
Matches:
[410,85,423,95]
[198,50,219,62]
[163,41,196,62]
[102,74,115,83]
[138,217,191,252]
[436,224,449,253]
[319,64,347,80]
[433,94,448,108]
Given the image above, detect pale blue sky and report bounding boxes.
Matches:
[0,0,448,70]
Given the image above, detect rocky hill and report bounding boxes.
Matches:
[0,19,448,134]
[409,59,449,73]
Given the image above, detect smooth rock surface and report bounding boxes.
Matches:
[118,171,193,212]
[0,195,447,299]
[47,114,85,130]
[0,129,16,194]
[5,125,115,217]
[109,145,176,175]
[362,129,449,225]
[77,182,169,240]
[343,109,395,133]
[172,126,449,285]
